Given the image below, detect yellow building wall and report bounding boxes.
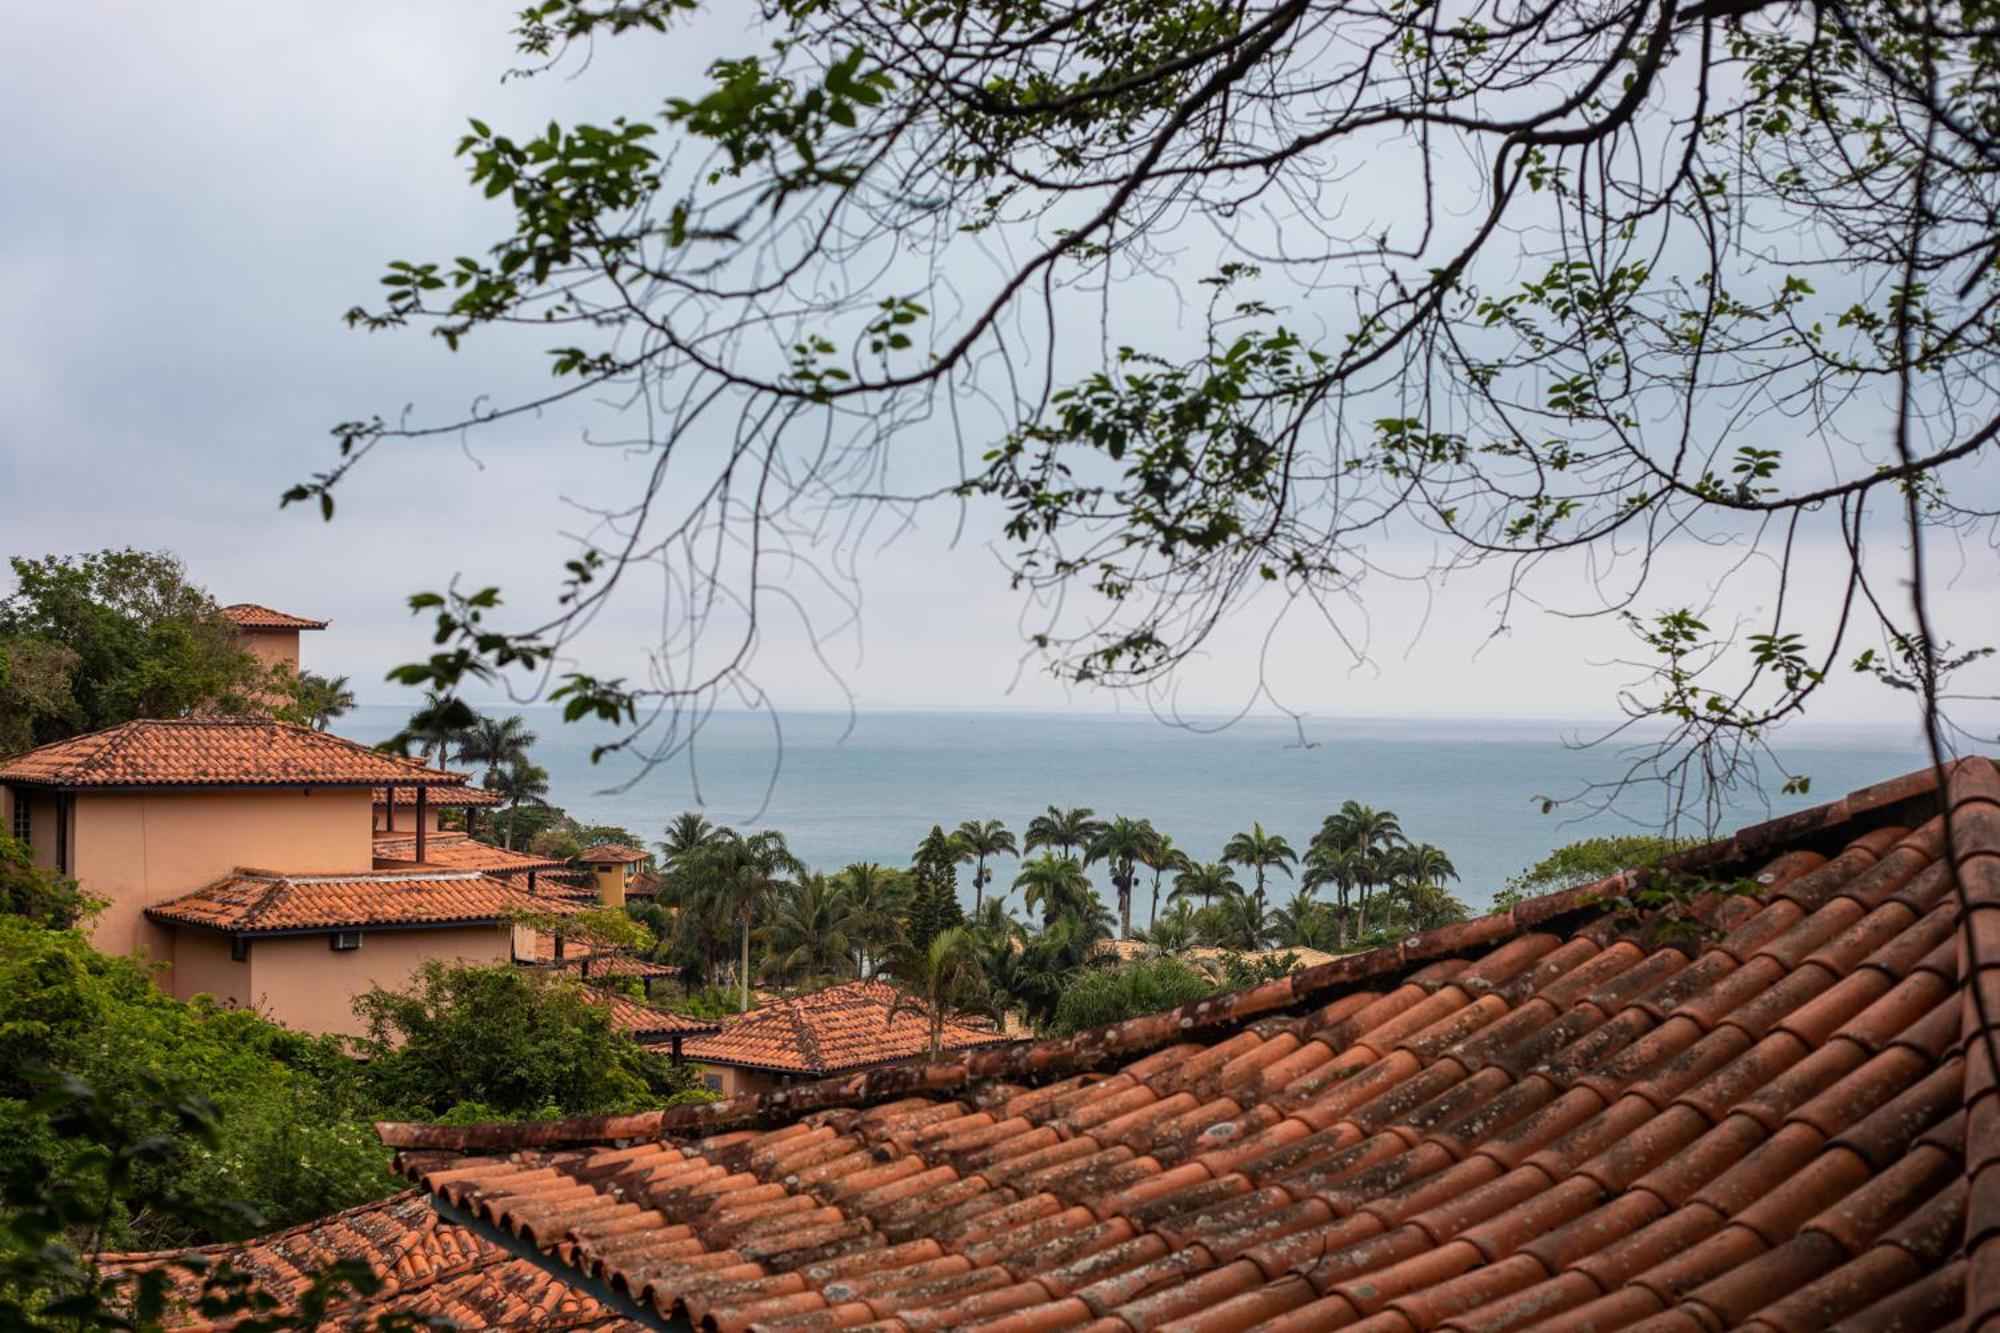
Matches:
[70,789,374,964]
[223,925,514,1038]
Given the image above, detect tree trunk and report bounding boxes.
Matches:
[1118,870,1132,939]
[1149,873,1162,930]
[740,918,752,1013]
[974,859,985,912]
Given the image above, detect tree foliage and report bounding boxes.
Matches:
[299,0,2000,818]
[0,551,271,752]
[1496,833,1693,909]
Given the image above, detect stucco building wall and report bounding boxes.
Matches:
[170,930,254,1012]
[694,1064,783,1098]
[69,788,374,963]
[238,630,302,674]
[223,925,514,1038]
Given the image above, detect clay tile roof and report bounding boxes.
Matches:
[532,950,679,982]
[0,717,465,790]
[576,842,650,864]
[372,831,570,877]
[586,986,723,1040]
[146,867,580,934]
[377,757,2000,1333]
[1093,938,1344,971]
[218,602,328,631]
[676,978,1013,1076]
[375,784,504,808]
[96,1190,641,1331]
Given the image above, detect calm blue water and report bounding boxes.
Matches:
[337,706,1929,914]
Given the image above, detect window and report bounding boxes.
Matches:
[331,931,363,952]
[10,792,28,845]
[703,1074,723,1093]
[230,937,251,963]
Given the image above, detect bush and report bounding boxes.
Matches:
[0,917,396,1248]
[1496,834,1692,910]
[354,961,700,1120]
[1049,956,1219,1035]
[0,834,92,927]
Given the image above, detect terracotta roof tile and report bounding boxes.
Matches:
[533,951,680,982]
[374,757,2000,1332]
[219,602,329,631]
[97,1190,639,1331]
[587,986,724,1039]
[679,979,1014,1076]
[577,842,650,864]
[372,831,570,877]
[146,867,581,934]
[0,717,464,789]
[375,784,504,808]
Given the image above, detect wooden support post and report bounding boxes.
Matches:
[415,786,429,863]
[384,787,395,833]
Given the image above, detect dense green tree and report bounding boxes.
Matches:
[954,818,1017,912]
[906,826,967,952]
[1140,899,1201,953]
[688,830,805,1012]
[1050,957,1218,1037]
[0,550,269,749]
[1201,888,1276,951]
[353,961,693,1119]
[832,861,906,977]
[661,811,724,865]
[0,834,91,927]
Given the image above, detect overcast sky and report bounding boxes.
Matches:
[1,3,1990,746]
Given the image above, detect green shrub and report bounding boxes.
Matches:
[1049,956,1219,1035]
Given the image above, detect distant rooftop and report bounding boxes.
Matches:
[373,831,570,877]
[0,717,466,790]
[577,842,650,864]
[680,978,1011,1076]
[146,866,577,934]
[586,986,723,1040]
[219,602,328,631]
[375,784,504,808]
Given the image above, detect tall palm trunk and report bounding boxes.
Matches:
[1149,870,1163,930]
[503,798,518,849]
[1117,865,1132,939]
[973,856,986,911]
[740,916,752,1012]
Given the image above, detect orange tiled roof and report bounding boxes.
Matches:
[146,867,579,934]
[577,842,650,864]
[375,784,504,808]
[96,1190,639,1331]
[219,602,328,631]
[377,758,2000,1333]
[587,986,724,1040]
[373,831,570,877]
[533,951,680,982]
[0,717,464,790]
[626,869,662,898]
[677,978,1012,1076]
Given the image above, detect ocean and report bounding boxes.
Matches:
[336,705,1930,915]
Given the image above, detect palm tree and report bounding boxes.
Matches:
[884,926,990,1060]
[290,672,356,731]
[1170,860,1242,911]
[457,713,538,780]
[1221,822,1298,905]
[1138,828,1188,932]
[954,819,1017,912]
[1085,815,1160,940]
[483,758,550,848]
[1014,854,1097,928]
[1204,887,1275,951]
[693,829,804,1012]
[1024,805,1103,859]
[1141,898,1201,952]
[833,861,906,977]
[1271,888,1341,951]
[405,690,473,769]
[758,873,863,990]
[1315,802,1407,938]
[661,811,725,867]
[1302,842,1366,946]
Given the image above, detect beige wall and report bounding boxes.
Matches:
[170,923,514,1038]
[2,786,61,871]
[238,630,301,674]
[373,804,445,835]
[70,788,375,964]
[695,1063,782,1098]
